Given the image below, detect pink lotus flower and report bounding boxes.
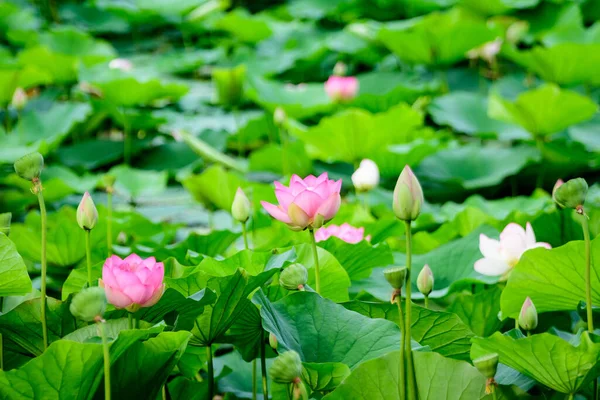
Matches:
[474,223,551,277]
[324,76,359,102]
[99,254,165,312]
[261,173,342,231]
[315,223,370,244]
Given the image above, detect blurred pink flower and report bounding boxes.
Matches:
[324,76,359,102]
[474,223,551,277]
[109,58,133,72]
[315,223,370,244]
[261,173,342,231]
[100,254,165,312]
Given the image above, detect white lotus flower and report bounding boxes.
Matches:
[351,159,380,192]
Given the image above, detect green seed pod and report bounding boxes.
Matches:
[383,267,407,290]
[473,353,499,379]
[14,152,44,181]
[0,212,11,236]
[70,287,107,322]
[416,264,434,296]
[270,351,302,384]
[553,177,588,212]
[212,64,246,108]
[269,332,278,350]
[518,297,538,331]
[231,187,251,223]
[393,165,424,221]
[279,263,308,291]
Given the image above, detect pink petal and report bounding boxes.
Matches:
[287,203,311,229]
[147,263,164,288]
[274,181,291,193]
[122,283,153,304]
[141,257,156,268]
[124,254,143,264]
[479,234,502,259]
[104,255,124,268]
[315,193,341,221]
[315,172,329,185]
[314,227,330,242]
[104,283,135,309]
[139,284,165,308]
[303,175,319,187]
[474,258,511,277]
[102,264,118,287]
[261,201,292,223]
[113,267,142,288]
[275,188,295,209]
[292,190,325,217]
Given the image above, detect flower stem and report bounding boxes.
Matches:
[491,385,498,400]
[309,229,321,295]
[0,332,3,370]
[261,331,269,400]
[404,220,416,400]
[99,320,111,400]
[252,359,257,400]
[424,296,429,310]
[123,110,132,165]
[207,345,214,399]
[396,296,406,400]
[107,189,113,256]
[582,214,594,332]
[242,222,249,250]
[35,184,48,351]
[128,313,133,330]
[85,229,93,287]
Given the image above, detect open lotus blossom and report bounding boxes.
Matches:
[474,223,551,277]
[261,173,342,231]
[315,223,371,244]
[324,76,359,102]
[100,254,165,312]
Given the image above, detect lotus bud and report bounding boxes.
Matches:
[552,179,563,197]
[333,61,347,76]
[473,353,499,379]
[518,297,538,331]
[506,21,529,45]
[393,165,424,221]
[553,177,588,214]
[269,332,278,350]
[117,231,128,245]
[212,64,246,108]
[231,187,251,223]
[11,87,27,110]
[279,263,308,291]
[270,350,303,384]
[77,192,98,231]
[274,107,287,127]
[102,174,116,191]
[417,264,434,296]
[384,267,407,290]
[14,152,44,181]
[70,287,107,322]
[351,159,380,192]
[0,213,11,236]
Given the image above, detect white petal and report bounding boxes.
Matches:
[479,234,502,259]
[499,223,528,261]
[474,258,511,277]
[525,222,537,247]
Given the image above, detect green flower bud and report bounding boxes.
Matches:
[270,350,302,384]
[77,192,98,231]
[279,263,308,291]
[269,332,278,350]
[231,187,251,223]
[274,107,287,127]
[70,287,107,322]
[518,297,538,331]
[0,213,11,236]
[14,152,44,181]
[473,353,499,379]
[416,264,434,296]
[393,165,424,221]
[553,177,588,213]
[212,64,246,108]
[102,174,116,191]
[11,87,27,110]
[384,267,407,290]
[333,61,347,76]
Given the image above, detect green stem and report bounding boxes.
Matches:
[582,214,594,333]
[128,313,133,330]
[4,108,11,133]
[123,111,131,165]
[36,185,48,351]
[252,359,257,400]
[0,332,3,370]
[280,126,289,177]
[107,190,113,256]
[242,222,249,250]
[86,229,92,287]
[535,137,545,189]
[309,229,321,295]
[424,296,429,310]
[527,330,531,337]
[567,393,574,400]
[404,221,416,400]
[99,321,111,400]
[515,319,519,330]
[397,297,406,400]
[207,345,214,399]
[261,331,269,399]
[491,385,498,400]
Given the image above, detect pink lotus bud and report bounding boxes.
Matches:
[351,159,379,192]
[11,87,27,110]
[109,58,133,72]
[314,223,370,244]
[417,264,434,296]
[518,297,538,331]
[99,254,165,312]
[324,76,359,102]
[261,173,341,231]
[231,187,251,223]
[552,179,564,197]
[77,192,98,231]
[393,165,424,221]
